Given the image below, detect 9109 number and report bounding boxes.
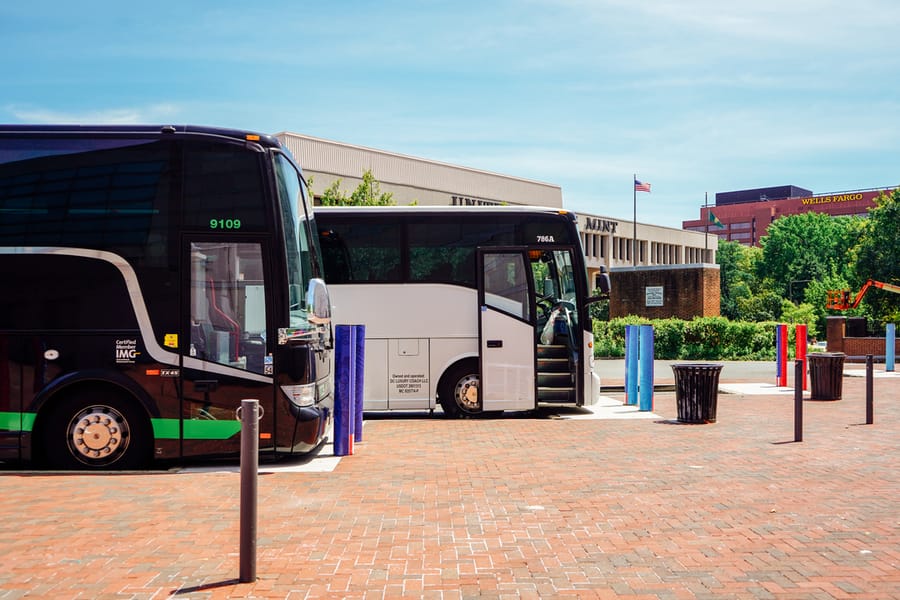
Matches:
[210,218,242,230]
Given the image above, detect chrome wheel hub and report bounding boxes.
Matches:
[454,374,481,412]
[69,405,129,461]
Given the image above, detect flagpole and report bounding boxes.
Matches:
[632,173,637,268]
[704,192,709,261]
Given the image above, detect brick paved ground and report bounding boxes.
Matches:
[2,374,898,599]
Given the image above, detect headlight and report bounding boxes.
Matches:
[281,383,317,408]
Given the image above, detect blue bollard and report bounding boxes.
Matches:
[775,324,788,387]
[334,325,356,456]
[638,325,654,411]
[353,324,366,442]
[887,323,896,372]
[625,325,639,406]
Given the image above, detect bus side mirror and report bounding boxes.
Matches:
[306,278,333,349]
[595,267,611,295]
[306,278,331,325]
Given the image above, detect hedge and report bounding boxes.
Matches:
[593,316,808,361]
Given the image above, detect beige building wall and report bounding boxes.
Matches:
[578,215,717,271]
[277,132,563,208]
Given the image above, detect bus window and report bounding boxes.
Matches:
[482,252,530,321]
[409,220,515,285]
[182,142,267,232]
[319,222,402,283]
[190,242,267,374]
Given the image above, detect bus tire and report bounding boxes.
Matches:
[42,388,153,470]
[438,361,482,418]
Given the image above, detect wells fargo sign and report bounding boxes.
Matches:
[799,192,866,205]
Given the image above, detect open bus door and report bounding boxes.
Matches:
[477,249,536,412]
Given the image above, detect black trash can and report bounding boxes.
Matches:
[808,352,846,400]
[671,363,723,423]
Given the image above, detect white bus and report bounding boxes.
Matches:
[316,206,609,417]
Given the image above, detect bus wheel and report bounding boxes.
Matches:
[439,362,482,418]
[43,390,152,470]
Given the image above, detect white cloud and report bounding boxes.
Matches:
[5,104,182,125]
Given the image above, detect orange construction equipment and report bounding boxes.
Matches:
[826,279,900,310]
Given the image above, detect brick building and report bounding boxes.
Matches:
[609,265,720,319]
[682,185,895,247]
[826,316,900,360]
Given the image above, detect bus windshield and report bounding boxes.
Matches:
[533,249,580,330]
[273,153,315,330]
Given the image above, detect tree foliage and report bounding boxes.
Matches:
[317,169,396,206]
[716,207,891,333]
[853,189,900,323]
[717,241,761,319]
[757,211,861,299]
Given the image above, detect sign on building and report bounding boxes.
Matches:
[645,286,664,307]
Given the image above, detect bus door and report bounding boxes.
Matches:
[531,248,584,407]
[181,239,273,458]
[477,249,536,412]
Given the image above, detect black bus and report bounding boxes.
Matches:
[0,125,333,469]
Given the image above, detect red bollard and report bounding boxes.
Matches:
[795,324,808,391]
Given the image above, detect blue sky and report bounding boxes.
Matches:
[2,1,899,227]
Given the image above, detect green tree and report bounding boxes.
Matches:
[780,299,819,339]
[758,212,861,300]
[736,288,784,322]
[319,179,349,205]
[717,241,761,319]
[316,169,396,206]
[349,170,395,205]
[854,189,900,323]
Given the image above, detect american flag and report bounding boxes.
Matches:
[634,179,651,193]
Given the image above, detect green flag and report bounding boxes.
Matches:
[709,211,725,229]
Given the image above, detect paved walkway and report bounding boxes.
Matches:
[2,371,898,599]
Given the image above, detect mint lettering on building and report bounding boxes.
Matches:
[584,218,618,233]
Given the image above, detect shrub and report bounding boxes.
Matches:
[593,316,786,360]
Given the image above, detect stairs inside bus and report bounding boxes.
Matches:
[536,344,576,403]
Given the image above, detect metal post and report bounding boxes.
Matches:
[239,399,259,583]
[795,324,808,391]
[794,360,803,442]
[886,324,895,372]
[632,174,637,268]
[353,324,366,443]
[638,325,654,412]
[776,325,788,387]
[625,325,639,406]
[334,325,355,456]
[866,354,874,425]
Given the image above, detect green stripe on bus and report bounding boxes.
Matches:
[0,413,239,441]
[0,412,36,432]
[151,418,242,440]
